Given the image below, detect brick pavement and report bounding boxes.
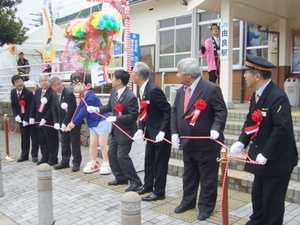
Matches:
[1,130,300,225]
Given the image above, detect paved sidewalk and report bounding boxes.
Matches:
[0,129,300,225]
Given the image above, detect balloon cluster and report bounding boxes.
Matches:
[62,11,121,70]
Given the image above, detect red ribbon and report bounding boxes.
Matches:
[138,101,148,121]
[185,99,207,126]
[19,100,26,114]
[115,103,123,116]
[244,109,263,140]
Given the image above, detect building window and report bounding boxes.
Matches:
[158,15,192,70]
[246,23,268,58]
[198,12,243,69]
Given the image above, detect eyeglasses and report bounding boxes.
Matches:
[71,82,82,86]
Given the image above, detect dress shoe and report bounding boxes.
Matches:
[137,187,153,195]
[108,180,128,186]
[17,157,28,162]
[36,159,48,165]
[125,183,142,192]
[32,157,38,163]
[47,161,58,166]
[54,163,70,170]
[142,193,165,201]
[174,205,195,213]
[198,212,211,221]
[72,165,80,172]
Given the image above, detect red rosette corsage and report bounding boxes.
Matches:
[19,100,26,114]
[114,103,124,115]
[138,100,149,122]
[244,109,263,140]
[185,99,207,126]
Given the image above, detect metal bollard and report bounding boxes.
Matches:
[37,163,54,225]
[0,152,4,197]
[121,191,141,225]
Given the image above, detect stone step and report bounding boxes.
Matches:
[225,120,300,142]
[168,158,300,205]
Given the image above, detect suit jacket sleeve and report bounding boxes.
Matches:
[210,86,227,133]
[24,89,33,122]
[63,92,77,125]
[11,90,18,117]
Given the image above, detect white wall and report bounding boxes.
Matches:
[130,0,190,46]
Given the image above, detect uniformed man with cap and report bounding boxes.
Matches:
[230,54,298,225]
[17,52,30,81]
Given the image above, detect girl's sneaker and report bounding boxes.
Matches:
[83,161,100,173]
[99,161,111,175]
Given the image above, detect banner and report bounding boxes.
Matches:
[41,0,54,62]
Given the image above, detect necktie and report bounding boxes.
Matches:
[41,90,46,98]
[184,87,191,112]
[115,91,118,103]
[140,90,143,99]
[255,94,260,103]
[57,93,61,103]
[17,92,21,100]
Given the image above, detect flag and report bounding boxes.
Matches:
[41,0,54,62]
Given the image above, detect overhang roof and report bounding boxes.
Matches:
[188,0,300,26]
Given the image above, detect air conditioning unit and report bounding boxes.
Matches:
[164,84,182,106]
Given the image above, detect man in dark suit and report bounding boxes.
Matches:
[171,58,227,221]
[230,55,298,225]
[51,77,82,172]
[87,69,142,192]
[10,74,39,162]
[29,74,59,166]
[131,62,171,201]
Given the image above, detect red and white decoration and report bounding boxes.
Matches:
[185,99,207,126]
[38,97,48,113]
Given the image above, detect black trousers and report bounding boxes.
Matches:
[246,173,291,225]
[180,149,220,214]
[208,70,218,83]
[108,137,142,185]
[38,126,59,163]
[60,124,82,166]
[20,123,39,159]
[143,141,171,196]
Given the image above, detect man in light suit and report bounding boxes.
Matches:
[87,69,142,192]
[29,74,59,166]
[230,55,298,225]
[132,62,171,201]
[171,58,227,221]
[51,77,82,172]
[11,74,39,162]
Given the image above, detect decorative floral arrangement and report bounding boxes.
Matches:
[38,97,48,113]
[19,100,26,114]
[185,99,207,126]
[61,102,68,113]
[114,103,124,116]
[244,109,263,139]
[138,100,150,122]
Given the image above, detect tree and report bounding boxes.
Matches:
[0,0,29,47]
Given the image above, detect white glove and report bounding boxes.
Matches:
[210,130,219,140]
[15,115,22,123]
[230,141,245,154]
[171,134,180,148]
[39,118,46,126]
[256,153,267,165]
[54,123,60,130]
[133,129,143,142]
[29,118,35,125]
[155,131,165,142]
[87,106,99,113]
[106,116,116,122]
[22,121,29,127]
[61,123,67,132]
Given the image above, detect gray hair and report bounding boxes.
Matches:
[39,74,51,83]
[51,76,61,84]
[177,58,201,79]
[133,62,150,80]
